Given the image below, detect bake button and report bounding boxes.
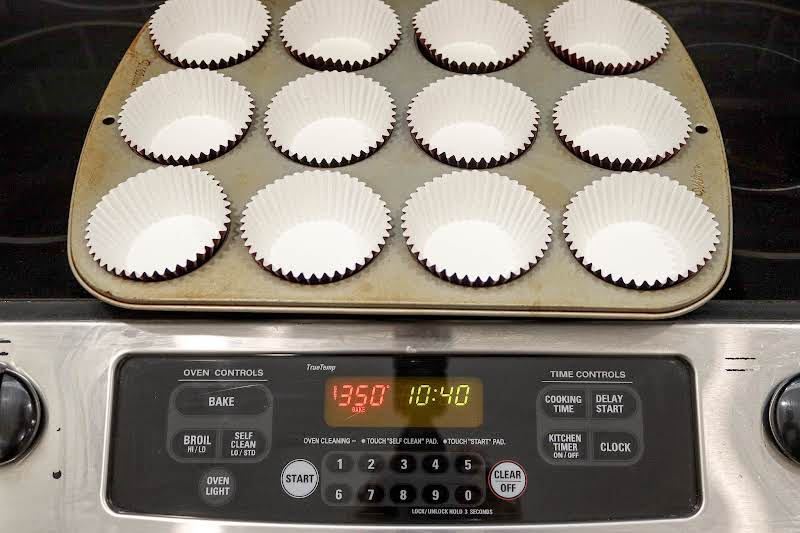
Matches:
[358,454,386,473]
[198,467,236,506]
[390,484,417,504]
[541,389,587,418]
[454,454,484,474]
[281,459,319,499]
[325,483,353,504]
[592,389,637,418]
[172,430,217,459]
[593,432,639,461]
[326,453,354,473]
[357,483,385,504]
[390,453,417,473]
[422,454,449,474]
[221,430,267,459]
[542,431,587,462]
[455,485,482,505]
[488,460,527,501]
[175,384,269,415]
[422,484,449,505]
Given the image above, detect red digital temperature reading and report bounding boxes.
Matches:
[324,377,483,428]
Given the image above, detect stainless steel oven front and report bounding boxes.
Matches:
[1,317,799,532]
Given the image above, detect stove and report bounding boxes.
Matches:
[1,1,799,532]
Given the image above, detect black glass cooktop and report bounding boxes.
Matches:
[1,0,798,302]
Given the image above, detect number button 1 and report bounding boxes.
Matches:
[358,454,386,473]
[423,454,449,474]
[325,453,353,473]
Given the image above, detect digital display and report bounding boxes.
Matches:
[324,377,483,428]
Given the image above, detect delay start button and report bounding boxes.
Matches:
[488,460,527,501]
[281,459,319,499]
[198,468,236,506]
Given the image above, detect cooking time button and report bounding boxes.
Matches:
[541,389,587,418]
[175,384,269,415]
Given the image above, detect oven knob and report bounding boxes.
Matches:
[0,368,43,466]
[768,375,800,465]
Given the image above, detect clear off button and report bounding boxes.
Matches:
[281,459,319,499]
[488,460,527,501]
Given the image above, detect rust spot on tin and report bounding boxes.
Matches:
[690,164,705,197]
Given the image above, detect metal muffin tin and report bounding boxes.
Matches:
[67,0,732,318]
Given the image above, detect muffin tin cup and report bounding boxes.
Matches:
[85,167,231,282]
[280,0,401,71]
[545,0,669,75]
[563,172,721,290]
[264,71,396,167]
[149,0,272,69]
[118,69,254,165]
[553,77,691,171]
[402,170,552,287]
[241,170,392,284]
[413,0,532,74]
[408,75,539,169]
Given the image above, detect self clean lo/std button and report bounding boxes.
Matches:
[488,460,527,501]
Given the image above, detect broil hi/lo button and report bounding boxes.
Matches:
[488,460,527,501]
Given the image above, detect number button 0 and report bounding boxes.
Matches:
[325,453,354,473]
[422,484,449,505]
[423,454,449,474]
[455,485,482,505]
[390,454,417,473]
[325,484,352,504]
[390,484,417,504]
[358,454,386,473]
[455,454,484,474]
[358,483,385,504]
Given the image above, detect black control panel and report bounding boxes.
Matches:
[108,355,700,524]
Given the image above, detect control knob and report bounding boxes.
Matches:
[768,375,800,465]
[0,367,43,465]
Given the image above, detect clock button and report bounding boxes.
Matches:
[358,453,385,473]
[390,453,417,473]
[423,454,449,474]
[422,484,449,505]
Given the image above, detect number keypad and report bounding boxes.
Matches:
[322,451,486,507]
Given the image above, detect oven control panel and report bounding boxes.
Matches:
[108,355,700,525]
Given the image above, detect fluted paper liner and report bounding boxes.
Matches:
[85,167,231,281]
[554,77,691,170]
[119,69,254,165]
[402,170,552,287]
[281,0,400,71]
[564,172,720,290]
[264,71,395,167]
[414,0,532,73]
[150,0,271,69]
[545,0,668,75]
[241,170,392,284]
[408,75,539,169]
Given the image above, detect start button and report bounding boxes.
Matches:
[488,460,527,501]
[281,459,319,499]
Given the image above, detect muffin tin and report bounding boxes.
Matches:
[68,0,732,318]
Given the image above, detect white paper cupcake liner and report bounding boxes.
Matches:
[119,69,254,165]
[85,167,231,281]
[280,0,401,71]
[413,0,532,73]
[402,170,552,287]
[149,0,271,69]
[563,172,720,290]
[545,0,669,75]
[241,170,392,284]
[553,77,691,171]
[264,71,395,167]
[408,75,539,169]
